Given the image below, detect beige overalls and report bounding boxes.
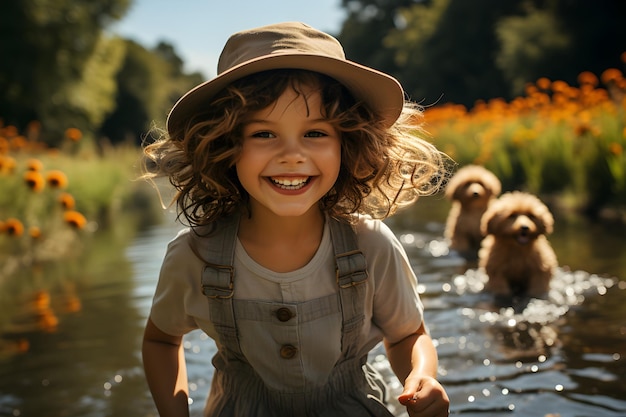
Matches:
[195,214,394,417]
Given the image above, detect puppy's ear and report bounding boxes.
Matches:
[539,207,555,235]
[453,183,467,200]
[481,209,497,236]
[444,178,460,200]
[486,172,502,197]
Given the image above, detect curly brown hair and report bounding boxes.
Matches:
[142,69,448,227]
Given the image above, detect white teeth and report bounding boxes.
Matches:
[271,177,309,189]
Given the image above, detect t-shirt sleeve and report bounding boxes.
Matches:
[357,217,424,344]
[149,228,203,337]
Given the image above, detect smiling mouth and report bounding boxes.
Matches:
[270,177,311,190]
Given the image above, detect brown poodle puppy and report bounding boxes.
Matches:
[478,191,558,297]
[444,165,502,258]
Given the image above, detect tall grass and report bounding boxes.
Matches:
[0,124,162,275]
[0,124,166,346]
[424,64,626,215]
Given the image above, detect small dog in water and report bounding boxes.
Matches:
[444,165,501,259]
[478,191,558,297]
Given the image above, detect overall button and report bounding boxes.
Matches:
[280,344,298,359]
[276,307,293,322]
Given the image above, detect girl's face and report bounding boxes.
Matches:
[236,84,341,219]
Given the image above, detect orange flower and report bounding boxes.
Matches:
[3,125,18,138]
[26,158,44,171]
[0,136,9,153]
[551,80,569,93]
[524,83,538,96]
[601,68,623,85]
[10,135,27,150]
[577,71,599,87]
[0,155,17,174]
[536,77,551,90]
[29,226,42,239]
[32,290,50,310]
[23,170,45,192]
[58,192,75,210]
[37,309,59,332]
[63,211,87,229]
[4,218,24,236]
[65,127,82,142]
[46,170,68,189]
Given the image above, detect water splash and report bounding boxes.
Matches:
[450,267,617,325]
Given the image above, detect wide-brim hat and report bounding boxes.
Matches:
[166,22,405,135]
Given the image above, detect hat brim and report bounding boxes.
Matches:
[166,53,404,134]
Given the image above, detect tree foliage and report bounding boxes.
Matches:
[99,40,203,145]
[47,36,126,136]
[337,0,416,78]
[0,0,202,146]
[0,0,132,142]
[337,0,626,106]
[2,0,624,145]
[496,5,571,96]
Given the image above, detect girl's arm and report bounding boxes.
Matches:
[384,322,450,417]
[142,317,190,417]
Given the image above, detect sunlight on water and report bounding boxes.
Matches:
[396,230,626,417]
[1,214,623,417]
[452,267,617,325]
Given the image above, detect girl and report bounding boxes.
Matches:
[142,22,450,417]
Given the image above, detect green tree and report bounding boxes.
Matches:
[496,0,626,97]
[0,0,131,142]
[43,35,126,137]
[386,0,517,105]
[337,0,417,76]
[99,40,204,145]
[338,0,626,106]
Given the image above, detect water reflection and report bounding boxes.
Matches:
[0,198,624,417]
[0,224,162,417]
[393,199,626,417]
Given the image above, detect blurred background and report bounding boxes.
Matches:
[0,1,625,416]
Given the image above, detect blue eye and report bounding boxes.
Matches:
[305,131,326,138]
[252,131,274,138]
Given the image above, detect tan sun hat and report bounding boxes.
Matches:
[166,21,405,135]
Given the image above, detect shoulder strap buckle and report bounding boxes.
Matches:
[335,249,368,288]
[201,263,235,299]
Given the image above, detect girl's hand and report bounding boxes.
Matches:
[398,374,449,417]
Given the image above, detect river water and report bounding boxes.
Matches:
[0,198,624,417]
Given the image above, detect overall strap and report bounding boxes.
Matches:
[200,214,368,361]
[199,213,244,358]
[328,217,368,360]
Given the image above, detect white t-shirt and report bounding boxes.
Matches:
[149,215,423,389]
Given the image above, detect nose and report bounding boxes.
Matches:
[515,215,533,233]
[468,183,484,198]
[277,137,306,164]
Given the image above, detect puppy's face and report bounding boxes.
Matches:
[482,192,554,244]
[453,181,494,208]
[489,212,544,244]
[445,166,502,208]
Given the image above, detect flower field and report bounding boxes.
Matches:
[0,122,162,346]
[424,57,626,216]
[0,123,159,280]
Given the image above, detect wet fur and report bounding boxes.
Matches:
[478,191,558,297]
[444,165,501,258]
